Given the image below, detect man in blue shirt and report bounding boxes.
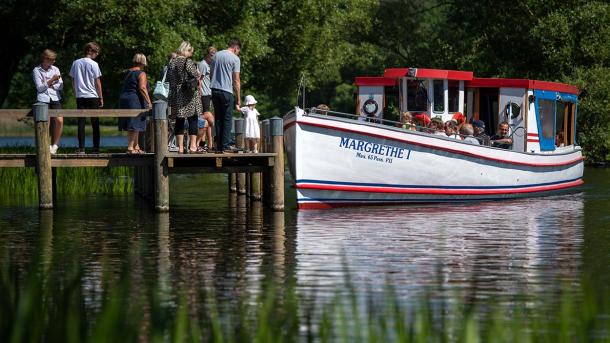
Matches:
[210,39,241,152]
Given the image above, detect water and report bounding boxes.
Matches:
[0,167,608,312]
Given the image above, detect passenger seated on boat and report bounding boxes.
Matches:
[472,120,490,146]
[430,116,445,135]
[490,122,513,149]
[451,112,466,129]
[555,131,565,147]
[401,111,416,131]
[444,120,461,139]
[413,113,430,131]
[316,104,330,115]
[459,123,480,145]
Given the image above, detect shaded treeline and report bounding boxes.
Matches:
[1,0,609,161]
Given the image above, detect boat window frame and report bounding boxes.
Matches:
[432,79,445,114]
[448,80,460,113]
[534,90,578,151]
[405,78,430,112]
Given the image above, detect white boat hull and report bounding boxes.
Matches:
[284,109,584,209]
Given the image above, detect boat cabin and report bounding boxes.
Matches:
[354,67,579,153]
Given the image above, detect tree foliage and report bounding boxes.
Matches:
[1,0,609,161]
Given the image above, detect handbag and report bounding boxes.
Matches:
[153,67,169,100]
[180,59,198,93]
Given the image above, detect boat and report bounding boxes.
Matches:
[283,68,584,209]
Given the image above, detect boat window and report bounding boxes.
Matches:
[556,101,566,146]
[556,101,575,146]
[433,80,444,113]
[406,79,428,112]
[538,99,555,141]
[448,80,459,113]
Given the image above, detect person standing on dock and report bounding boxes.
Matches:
[210,38,241,153]
[197,46,216,151]
[118,53,152,154]
[33,49,63,155]
[167,41,202,154]
[70,42,103,154]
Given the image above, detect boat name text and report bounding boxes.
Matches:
[339,137,410,164]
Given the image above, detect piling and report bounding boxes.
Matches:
[234,118,247,195]
[268,117,284,211]
[153,100,169,212]
[261,119,271,206]
[34,102,53,209]
[250,120,264,201]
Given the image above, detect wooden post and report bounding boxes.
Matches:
[229,174,237,193]
[251,120,263,201]
[34,102,53,210]
[234,118,246,195]
[268,117,284,211]
[261,119,270,206]
[153,100,169,212]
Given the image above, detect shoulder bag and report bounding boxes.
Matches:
[153,66,169,100]
[180,59,198,93]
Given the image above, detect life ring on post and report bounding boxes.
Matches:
[362,98,379,117]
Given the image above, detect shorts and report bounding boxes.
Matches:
[47,100,62,110]
[198,118,206,129]
[201,95,212,113]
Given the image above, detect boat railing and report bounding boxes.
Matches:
[307,107,432,133]
[304,107,535,150]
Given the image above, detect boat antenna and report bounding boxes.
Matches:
[297,73,306,109]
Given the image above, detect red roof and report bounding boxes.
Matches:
[354,77,397,87]
[384,68,473,81]
[469,78,579,95]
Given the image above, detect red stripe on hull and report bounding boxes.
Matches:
[297,120,583,167]
[297,179,583,195]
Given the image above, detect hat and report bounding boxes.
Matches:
[431,116,443,125]
[245,95,257,105]
[451,112,465,124]
[472,119,485,129]
[413,113,430,125]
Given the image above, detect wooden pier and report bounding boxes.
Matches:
[0,101,284,211]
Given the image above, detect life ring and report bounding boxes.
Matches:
[362,98,379,117]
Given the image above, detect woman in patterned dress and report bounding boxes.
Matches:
[167,41,202,153]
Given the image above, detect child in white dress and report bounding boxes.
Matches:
[240,95,261,153]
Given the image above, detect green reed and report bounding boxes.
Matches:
[0,248,608,343]
[0,147,133,200]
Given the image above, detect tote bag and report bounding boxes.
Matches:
[153,66,169,100]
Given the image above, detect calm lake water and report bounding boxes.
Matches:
[0,166,608,311]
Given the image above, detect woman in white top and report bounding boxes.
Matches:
[33,49,63,154]
[240,95,261,153]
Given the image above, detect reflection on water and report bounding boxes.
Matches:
[0,170,608,314]
[295,195,584,301]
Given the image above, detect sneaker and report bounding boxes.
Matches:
[91,148,100,154]
[76,149,86,155]
[49,144,58,155]
[168,144,180,152]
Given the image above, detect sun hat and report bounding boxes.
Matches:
[245,95,257,105]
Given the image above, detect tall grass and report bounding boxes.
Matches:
[0,248,607,343]
[0,147,133,201]
[0,167,133,199]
